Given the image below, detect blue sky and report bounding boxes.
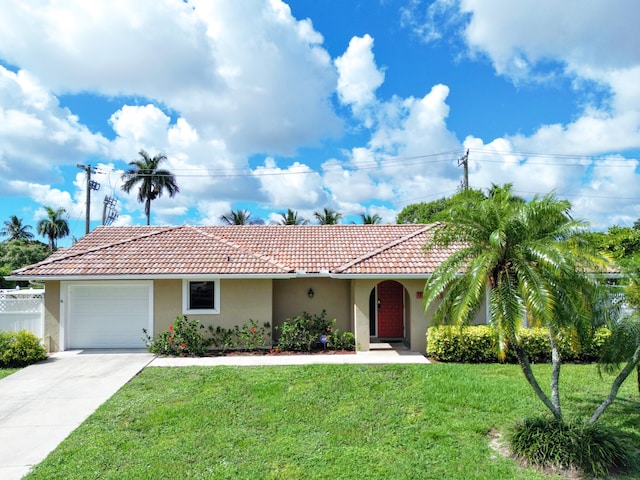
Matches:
[1,0,639,246]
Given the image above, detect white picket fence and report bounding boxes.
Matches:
[0,289,45,340]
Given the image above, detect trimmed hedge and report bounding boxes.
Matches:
[0,330,47,367]
[426,325,611,363]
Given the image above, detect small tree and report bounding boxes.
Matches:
[424,185,636,424]
[37,206,70,250]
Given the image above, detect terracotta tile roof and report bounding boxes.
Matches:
[12,224,457,278]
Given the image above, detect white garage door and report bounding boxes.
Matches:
[67,282,152,349]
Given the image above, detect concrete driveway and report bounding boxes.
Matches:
[0,350,154,480]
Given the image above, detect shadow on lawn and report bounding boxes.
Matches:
[565,391,640,476]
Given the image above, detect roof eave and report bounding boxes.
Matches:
[6,273,298,281]
[330,273,434,279]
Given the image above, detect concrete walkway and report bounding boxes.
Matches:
[0,345,427,479]
[0,350,155,480]
[150,344,430,367]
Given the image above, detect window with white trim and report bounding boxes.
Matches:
[182,279,220,314]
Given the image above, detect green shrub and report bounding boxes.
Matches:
[207,320,271,352]
[426,325,496,362]
[509,416,631,477]
[329,330,356,351]
[144,315,208,356]
[275,310,353,351]
[426,325,610,363]
[208,325,239,353]
[0,330,47,367]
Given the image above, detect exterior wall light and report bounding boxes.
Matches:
[307,288,314,298]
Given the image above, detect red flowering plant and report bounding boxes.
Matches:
[238,319,271,351]
[143,315,208,356]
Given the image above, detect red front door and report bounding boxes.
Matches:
[377,280,404,338]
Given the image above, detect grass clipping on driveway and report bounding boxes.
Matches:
[25,364,639,480]
[0,367,19,380]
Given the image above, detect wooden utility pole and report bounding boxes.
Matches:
[458,149,469,190]
[77,164,100,235]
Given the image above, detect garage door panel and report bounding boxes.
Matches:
[67,282,152,349]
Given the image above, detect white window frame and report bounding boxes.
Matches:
[182,279,220,315]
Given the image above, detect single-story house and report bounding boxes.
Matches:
[9,224,486,353]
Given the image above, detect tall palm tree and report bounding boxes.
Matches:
[1,215,34,241]
[37,206,70,250]
[277,209,309,225]
[360,213,382,224]
[220,209,262,225]
[121,150,179,226]
[423,186,621,422]
[313,208,342,225]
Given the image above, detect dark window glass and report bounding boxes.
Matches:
[189,281,215,310]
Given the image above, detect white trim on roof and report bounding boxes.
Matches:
[9,273,438,281]
[330,274,433,279]
[9,273,297,281]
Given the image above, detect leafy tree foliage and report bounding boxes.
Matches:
[0,239,49,288]
[396,189,485,224]
[121,150,179,226]
[0,240,49,270]
[587,226,640,264]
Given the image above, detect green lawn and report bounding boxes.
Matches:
[0,368,19,380]
[25,363,640,480]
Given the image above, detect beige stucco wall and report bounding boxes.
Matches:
[272,278,351,334]
[40,275,484,354]
[43,280,61,352]
[153,278,273,335]
[401,279,431,354]
[351,279,377,351]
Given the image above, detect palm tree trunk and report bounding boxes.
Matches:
[548,329,562,418]
[145,198,151,226]
[514,343,563,420]
[590,344,640,424]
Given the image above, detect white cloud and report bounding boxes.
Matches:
[255,158,327,209]
[459,0,640,80]
[335,35,385,112]
[109,105,171,153]
[0,66,109,188]
[0,0,341,156]
[0,0,215,98]
[369,85,460,157]
[2,0,640,235]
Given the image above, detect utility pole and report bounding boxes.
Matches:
[457,149,469,190]
[102,195,119,226]
[77,164,100,235]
